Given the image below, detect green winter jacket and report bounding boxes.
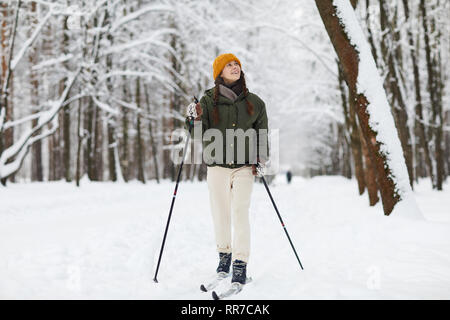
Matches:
[185,86,269,169]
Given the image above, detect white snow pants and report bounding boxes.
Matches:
[206,165,254,263]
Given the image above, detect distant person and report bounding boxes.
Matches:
[286,170,292,184]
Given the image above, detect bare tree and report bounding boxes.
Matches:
[379,0,414,188]
[61,14,72,182]
[144,83,160,183]
[135,78,145,183]
[420,0,445,190]
[29,1,43,182]
[0,0,21,185]
[401,0,434,187]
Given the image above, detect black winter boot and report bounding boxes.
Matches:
[231,260,247,284]
[216,252,232,274]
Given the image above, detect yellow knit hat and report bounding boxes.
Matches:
[212,53,242,80]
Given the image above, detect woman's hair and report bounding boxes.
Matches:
[212,71,254,125]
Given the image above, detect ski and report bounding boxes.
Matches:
[211,277,252,300]
[200,272,229,292]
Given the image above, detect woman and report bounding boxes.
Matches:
[187,53,268,285]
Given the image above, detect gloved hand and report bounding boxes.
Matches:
[194,103,202,120]
[252,157,265,176]
[187,102,202,121]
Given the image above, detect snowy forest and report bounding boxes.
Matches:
[1,0,450,301]
[1,0,448,190]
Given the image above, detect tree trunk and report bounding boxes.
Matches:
[107,119,117,181]
[93,107,103,181]
[61,15,71,182]
[315,0,411,215]
[341,126,352,179]
[30,93,43,181]
[360,129,379,205]
[420,0,445,190]
[135,78,145,183]
[63,105,71,181]
[445,110,450,178]
[29,1,43,182]
[144,84,160,183]
[0,0,20,185]
[338,61,363,184]
[401,0,434,187]
[76,97,83,187]
[122,110,130,182]
[364,0,378,67]
[104,7,118,182]
[379,0,414,188]
[121,95,129,182]
[85,98,95,180]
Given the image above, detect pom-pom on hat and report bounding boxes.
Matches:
[212,53,242,80]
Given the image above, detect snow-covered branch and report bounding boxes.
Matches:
[110,4,174,33]
[92,96,119,116]
[31,54,75,71]
[240,22,338,78]
[11,10,53,71]
[0,67,81,179]
[100,28,179,57]
[3,109,46,130]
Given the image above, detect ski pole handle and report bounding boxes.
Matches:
[186,96,199,127]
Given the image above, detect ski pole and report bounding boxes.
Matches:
[153,97,198,283]
[257,164,304,270]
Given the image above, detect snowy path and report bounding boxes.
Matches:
[1,176,449,299]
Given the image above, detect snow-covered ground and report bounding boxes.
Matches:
[1,175,449,300]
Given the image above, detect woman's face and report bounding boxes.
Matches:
[221,60,241,84]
